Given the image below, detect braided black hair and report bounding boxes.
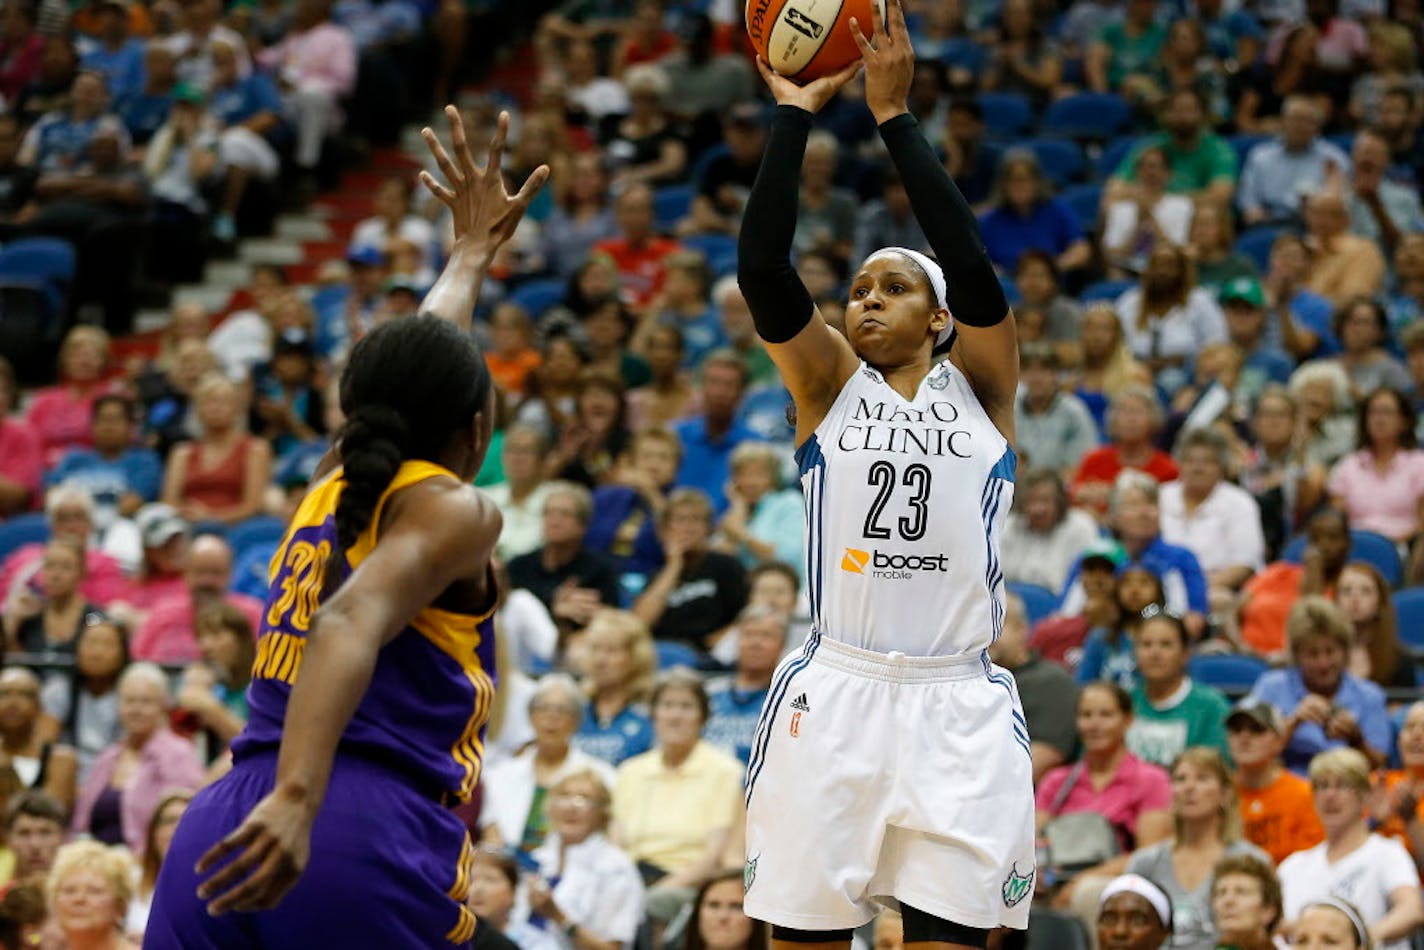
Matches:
[323,315,492,597]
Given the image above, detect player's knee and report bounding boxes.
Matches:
[770,926,855,944]
[900,905,989,949]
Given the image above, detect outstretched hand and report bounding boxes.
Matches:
[419,106,550,261]
[850,0,914,124]
[753,55,861,115]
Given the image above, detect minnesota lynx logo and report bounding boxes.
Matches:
[1002,863,1033,908]
[744,855,759,893]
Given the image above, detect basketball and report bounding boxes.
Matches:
[745,0,884,83]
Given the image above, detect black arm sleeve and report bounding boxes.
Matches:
[736,105,816,344]
[878,112,1009,328]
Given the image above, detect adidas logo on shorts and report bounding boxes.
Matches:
[790,693,810,712]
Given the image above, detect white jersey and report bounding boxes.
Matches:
[797,359,1015,657]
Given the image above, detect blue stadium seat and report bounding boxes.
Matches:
[652,185,695,229]
[1281,529,1403,587]
[1060,183,1103,231]
[690,143,730,188]
[978,92,1034,139]
[1027,908,1089,950]
[0,512,49,563]
[1326,132,1355,155]
[679,233,737,266]
[1234,227,1284,272]
[506,278,566,320]
[1189,654,1269,691]
[1040,93,1132,140]
[655,640,704,670]
[1021,139,1087,186]
[1080,279,1134,303]
[1008,581,1057,625]
[1394,589,1424,655]
[1096,135,1141,179]
[226,515,288,562]
[1228,134,1271,169]
[999,273,1021,304]
[0,237,76,318]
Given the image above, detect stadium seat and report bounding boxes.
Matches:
[1060,183,1104,231]
[999,273,1021,304]
[1021,139,1087,186]
[1228,134,1271,168]
[1096,135,1141,178]
[1080,279,1135,303]
[1189,654,1269,691]
[652,185,695,229]
[1281,530,1403,587]
[655,639,704,670]
[978,92,1034,139]
[0,238,77,371]
[506,278,566,320]
[0,512,49,563]
[679,234,737,266]
[1326,132,1355,154]
[1234,227,1284,272]
[1008,582,1057,625]
[1040,93,1132,140]
[1394,589,1424,655]
[0,237,76,319]
[1027,908,1089,950]
[226,515,288,563]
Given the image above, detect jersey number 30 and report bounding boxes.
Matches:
[863,461,931,542]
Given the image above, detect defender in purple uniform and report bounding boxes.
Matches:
[144,108,548,949]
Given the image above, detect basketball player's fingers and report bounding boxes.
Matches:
[753,55,778,85]
[194,821,260,875]
[849,17,875,57]
[447,105,479,184]
[484,110,511,179]
[868,0,886,41]
[515,164,551,207]
[197,836,274,903]
[215,851,298,915]
[418,171,456,207]
[422,128,463,188]
[888,0,910,43]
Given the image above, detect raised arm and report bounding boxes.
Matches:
[418,107,549,332]
[737,62,861,443]
[853,0,1019,439]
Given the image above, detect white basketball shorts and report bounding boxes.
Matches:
[742,634,1037,931]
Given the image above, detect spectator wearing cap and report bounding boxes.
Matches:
[314,245,387,360]
[592,183,681,309]
[1159,427,1265,597]
[1227,698,1324,865]
[1002,468,1101,595]
[678,101,766,239]
[1246,597,1391,774]
[703,604,786,769]
[130,533,260,663]
[160,373,272,528]
[0,485,128,609]
[1277,747,1424,950]
[79,0,145,101]
[206,37,284,243]
[1303,188,1387,308]
[249,329,325,461]
[1107,89,1238,210]
[1376,702,1424,859]
[143,81,220,254]
[1238,96,1351,226]
[672,350,762,517]
[1015,344,1100,479]
[117,503,191,611]
[381,276,424,322]
[989,593,1078,783]
[255,0,355,174]
[977,149,1091,276]
[45,394,162,540]
[0,356,42,518]
[1219,279,1295,405]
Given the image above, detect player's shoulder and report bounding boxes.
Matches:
[390,475,502,541]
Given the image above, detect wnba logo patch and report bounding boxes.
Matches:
[840,548,870,573]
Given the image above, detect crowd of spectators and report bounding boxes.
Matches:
[2,0,1424,943]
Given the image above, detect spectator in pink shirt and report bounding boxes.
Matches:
[71,662,203,855]
[0,355,42,518]
[24,326,120,469]
[1327,388,1424,547]
[256,0,355,172]
[0,485,129,608]
[116,504,192,612]
[130,534,260,663]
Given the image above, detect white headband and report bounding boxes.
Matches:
[1302,899,1370,947]
[1099,874,1172,930]
[863,246,955,347]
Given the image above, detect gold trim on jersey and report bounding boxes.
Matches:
[444,834,478,943]
[410,604,496,803]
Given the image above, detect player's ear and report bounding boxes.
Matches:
[928,307,950,336]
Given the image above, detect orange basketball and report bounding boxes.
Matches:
[745,0,884,83]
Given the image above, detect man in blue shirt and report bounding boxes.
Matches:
[46,394,161,531]
[673,350,764,515]
[704,604,787,772]
[1238,96,1351,225]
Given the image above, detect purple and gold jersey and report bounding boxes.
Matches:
[232,460,497,804]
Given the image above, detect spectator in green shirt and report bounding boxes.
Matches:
[1106,88,1239,212]
[1127,606,1232,768]
[1088,0,1167,95]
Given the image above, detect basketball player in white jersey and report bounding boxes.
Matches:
[734,2,1034,948]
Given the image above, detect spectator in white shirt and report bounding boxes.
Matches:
[348,176,437,260]
[1103,145,1195,276]
[1001,468,1102,594]
[1116,245,1228,394]
[486,425,555,561]
[1160,427,1265,601]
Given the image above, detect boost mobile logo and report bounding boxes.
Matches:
[841,547,948,578]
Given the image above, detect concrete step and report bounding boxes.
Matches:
[237,238,305,266]
[202,259,253,289]
[169,284,235,314]
[133,307,171,334]
[275,215,333,242]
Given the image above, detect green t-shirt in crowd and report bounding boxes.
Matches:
[1126,679,1232,768]
[1116,132,1240,195]
[1099,20,1167,88]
